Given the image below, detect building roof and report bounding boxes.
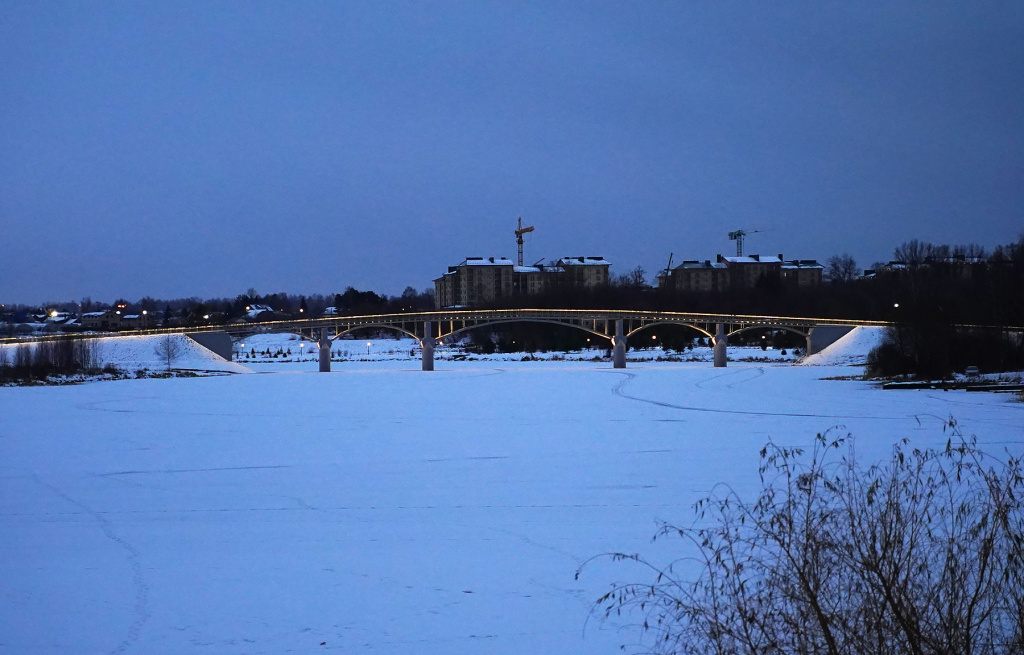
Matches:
[558,256,610,266]
[721,254,784,264]
[673,260,728,270]
[782,260,823,269]
[459,257,515,266]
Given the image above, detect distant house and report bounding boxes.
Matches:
[244,304,279,322]
[81,310,121,331]
[120,313,154,330]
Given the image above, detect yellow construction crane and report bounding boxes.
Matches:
[515,217,535,266]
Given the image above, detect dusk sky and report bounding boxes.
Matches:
[2,2,1022,305]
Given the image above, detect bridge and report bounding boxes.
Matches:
[96,309,888,371]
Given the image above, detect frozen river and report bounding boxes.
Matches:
[1,361,1021,654]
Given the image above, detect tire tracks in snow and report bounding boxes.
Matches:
[693,366,764,390]
[608,371,908,420]
[32,475,150,654]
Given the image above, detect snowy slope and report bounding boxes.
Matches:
[799,326,886,367]
[1,334,251,374]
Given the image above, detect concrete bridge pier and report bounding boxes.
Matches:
[421,321,435,371]
[612,319,626,368]
[713,323,728,367]
[318,329,331,372]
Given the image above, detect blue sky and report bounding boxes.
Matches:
[2,1,1021,304]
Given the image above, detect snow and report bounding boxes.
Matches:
[0,334,250,374]
[460,257,515,266]
[799,326,887,367]
[2,333,1022,654]
[230,332,801,370]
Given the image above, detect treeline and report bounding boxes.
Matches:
[0,338,109,382]
[7,286,435,329]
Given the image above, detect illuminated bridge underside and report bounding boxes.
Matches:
[3,309,892,371]
[225,309,887,371]
[279,309,884,343]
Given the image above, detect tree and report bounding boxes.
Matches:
[579,423,1024,655]
[154,335,183,372]
[825,253,859,283]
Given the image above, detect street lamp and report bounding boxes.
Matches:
[366,342,372,356]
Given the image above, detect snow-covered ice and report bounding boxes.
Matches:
[1,352,1022,653]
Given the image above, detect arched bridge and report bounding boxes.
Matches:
[217,309,889,371]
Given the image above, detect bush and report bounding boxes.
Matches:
[579,422,1024,655]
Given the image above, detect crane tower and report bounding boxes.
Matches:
[728,229,762,257]
[515,217,535,266]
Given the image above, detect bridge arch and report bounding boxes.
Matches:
[332,323,421,343]
[725,324,810,341]
[440,318,613,343]
[624,321,715,340]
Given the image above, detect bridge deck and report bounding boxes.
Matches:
[2,308,894,345]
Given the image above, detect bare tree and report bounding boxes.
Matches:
[825,253,859,282]
[894,239,932,266]
[154,335,183,372]
[579,422,1024,655]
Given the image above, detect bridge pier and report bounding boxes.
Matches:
[421,321,435,371]
[318,329,331,372]
[713,323,727,367]
[612,319,626,368]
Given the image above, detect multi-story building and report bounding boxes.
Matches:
[658,260,730,293]
[434,256,611,308]
[718,254,784,289]
[659,253,822,292]
[434,257,515,308]
[781,260,824,287]
[556,257,611,287]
